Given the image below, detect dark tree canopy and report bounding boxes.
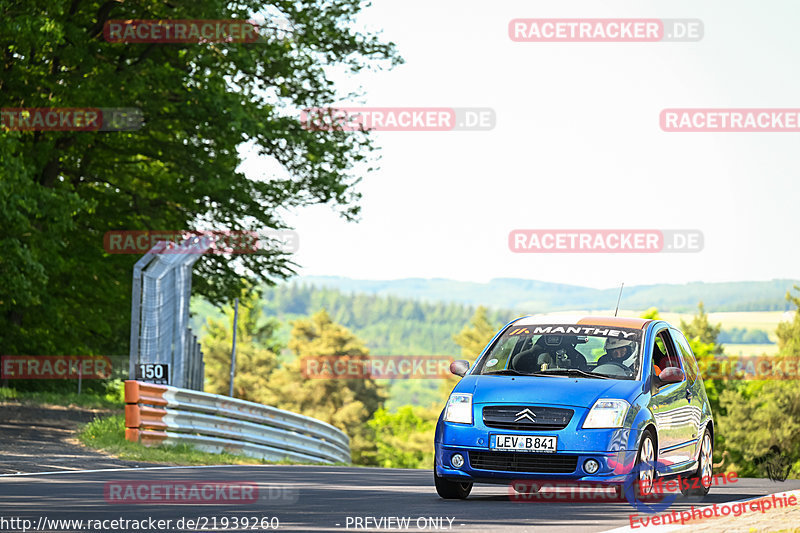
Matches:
[0,0,400,355]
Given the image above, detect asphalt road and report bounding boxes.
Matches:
[0,401,148,475]
[1,465,798,533]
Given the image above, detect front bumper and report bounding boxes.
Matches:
[434,405,641,485]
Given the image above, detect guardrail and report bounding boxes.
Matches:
[124,380,350,464]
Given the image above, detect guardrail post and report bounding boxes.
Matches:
[124,380,141,442]
[124,380,168,445]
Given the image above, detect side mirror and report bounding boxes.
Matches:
[450,360,470,377]
[656,366,685,385]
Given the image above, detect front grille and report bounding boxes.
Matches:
[482,405,573,431]
[469,452,578,473]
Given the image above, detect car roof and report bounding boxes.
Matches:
[511,315,652,330]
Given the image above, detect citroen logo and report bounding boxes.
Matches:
[514,408,537,422]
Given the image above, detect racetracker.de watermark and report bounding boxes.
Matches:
[509,481,627,503]
[301,356,453,379]
[103,481,298,504]
[508,230,703,253]
[1,355,112,379]
[103,230,298,254]
[661,109,800,132]
[300,107,495,131]
[508,472,738,504]
[509,19,703,42]
[1,107,143,131]
[699,356,800,380]
[105,20,257,43]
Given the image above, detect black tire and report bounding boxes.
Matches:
[680,428,713,498]
[434,470,472,499]
[633,430,657,501]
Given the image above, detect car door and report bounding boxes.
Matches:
[671,329,706,462]
[648,327,696,466]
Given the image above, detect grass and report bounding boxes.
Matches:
[0,383,125,409]
[79,415,272,465]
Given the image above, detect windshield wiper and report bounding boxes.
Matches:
[484,369,563,378]
[483,369,532,376]
[538,368,613,380]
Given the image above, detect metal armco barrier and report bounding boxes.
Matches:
[124,381,350,464]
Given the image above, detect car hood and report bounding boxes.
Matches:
[456,374,642,408]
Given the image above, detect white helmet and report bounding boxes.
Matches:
[605,338,635,357]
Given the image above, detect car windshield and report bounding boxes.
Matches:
[473,324,644,380]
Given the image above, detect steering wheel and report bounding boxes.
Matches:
[608,361,634,377]
[594,362,634,378]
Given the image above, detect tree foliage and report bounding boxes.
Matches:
[439,306,499,401]
[776,285,800,356]
[718,381,800,478]
[256,283,516,355]
[0,0,400,357]
[717,327,770,344]
[192,286,517,411]
[259,309,386,464]
[716,286,800,479]
[680,302,723,354]
[202,287,282,402]
[640,307,661,320]
[367,406,437,469]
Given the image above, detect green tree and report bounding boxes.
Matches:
[718,382,800,478]
[367,406,437,469]
[680,302,723,355]
[716,287,800,479]
[440,306,498,401]
[776,285,800,356]
[0,0,400,359]
[640,307,661,320]
[453,306,499,358]
[0,142,86,355]
[261,309,386,464]
[202,288,282,403]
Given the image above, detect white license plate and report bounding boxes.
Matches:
[490,434,557,453]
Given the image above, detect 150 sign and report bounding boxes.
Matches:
[136,363,169,385]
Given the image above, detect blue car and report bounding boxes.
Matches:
[434,316,714,500]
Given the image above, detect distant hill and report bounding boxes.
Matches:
[191,284,517,356]
[297,277,799,313]
[190,279,793,411]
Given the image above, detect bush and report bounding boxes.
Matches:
[367,406,437,469]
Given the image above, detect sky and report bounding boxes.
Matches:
[242,0,800,289]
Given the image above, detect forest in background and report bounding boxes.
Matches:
[198,283,800,477]
[299,276,800,312]
[190,282,785,410]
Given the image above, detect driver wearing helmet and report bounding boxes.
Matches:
[596,338,635,368]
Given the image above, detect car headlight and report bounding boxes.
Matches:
[582,399,630,428]
[444,393,473,424]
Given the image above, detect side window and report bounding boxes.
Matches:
[653,328,683,371]
[672,329,699,382]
